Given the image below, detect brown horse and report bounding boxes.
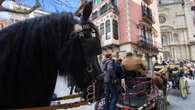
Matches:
[122,55,165,90]
[122,55,146,76]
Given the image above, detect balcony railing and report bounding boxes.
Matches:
[142,5,154,24]
[91,11,98,20]
[91,2,119,20]
[139,35,158,50]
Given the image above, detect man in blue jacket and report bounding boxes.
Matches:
[102,53,118,110]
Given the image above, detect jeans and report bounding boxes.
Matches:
[171,77,176,88]
[104,82,118,110]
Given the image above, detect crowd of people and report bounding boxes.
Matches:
[54,52,195,110]
[101,53,195,110]
[101,52,147,110]
[154,60,195,80]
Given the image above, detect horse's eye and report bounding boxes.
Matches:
[74,24,83,32]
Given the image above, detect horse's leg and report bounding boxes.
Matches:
[70,85,74,95]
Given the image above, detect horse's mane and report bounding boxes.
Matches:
[0,12,88,108]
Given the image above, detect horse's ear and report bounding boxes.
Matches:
[82,1,93,21]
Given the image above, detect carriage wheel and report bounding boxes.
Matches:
[153,96,167,110]
[185,81,190,94]
[94,100,105,110]
[94,99,123,110]
[179,78,188,99]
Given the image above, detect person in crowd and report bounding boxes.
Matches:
[161,60,167,66]
[102,53,118,110]
[193,66,195,80]
[122,53,146,77]
[188,67,194,80]
[115,58,124,78]
[179,62,185,77]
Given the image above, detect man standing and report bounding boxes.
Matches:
[102,53,118,110]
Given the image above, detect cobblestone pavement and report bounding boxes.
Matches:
[167,79,195,110]
[55,76,195,110]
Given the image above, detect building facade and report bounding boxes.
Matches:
[158,0,195,61]
[92,0,161,68]
[0,1,49,27]
[9,2,49,23]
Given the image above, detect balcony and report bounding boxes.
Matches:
[142,5,155,24]
[138,35,146,47]
[143,0,153,5]
[108,3,119,15]
[91,11,98,20]
[138,35,158,50]
[91,2,119,20]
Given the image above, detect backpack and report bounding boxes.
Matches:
[102,59,123,82]
[112,59,124,79]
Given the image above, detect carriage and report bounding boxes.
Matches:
[95,76,167,110]
[154,64,190,99]
[95,54,168,110]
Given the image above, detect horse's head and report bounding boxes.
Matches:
[58,0,103,102]
[72,21,104,102]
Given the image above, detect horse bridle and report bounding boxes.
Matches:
[73,0,101,103]
[78,22,100,103]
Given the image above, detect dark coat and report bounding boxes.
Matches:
[102,59,116,83]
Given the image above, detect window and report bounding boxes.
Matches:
[100,23,104,36]
[139,25,147,41]
[170,32,173,42]
[113,20,118,40]
[172,47,175,58]
[100,4,108,15]
[105,20,111,40]
[161,33,168,45]
[173,33,179,42]
[106,20,111,33]
[159,15,166,24]
[141,26,145,36]
[111,0,117,7]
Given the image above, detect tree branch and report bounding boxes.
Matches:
[0,0,41,14]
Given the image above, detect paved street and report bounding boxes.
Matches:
[1,0,195,109]
[167,79,195,110]
[55,76,195,110]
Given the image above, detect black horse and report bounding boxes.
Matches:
[0,1,103,109]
